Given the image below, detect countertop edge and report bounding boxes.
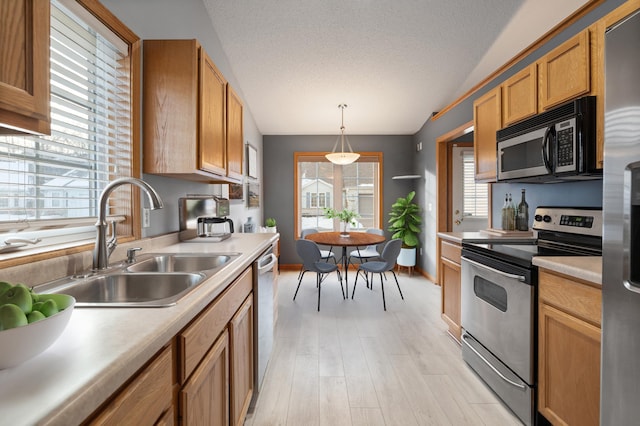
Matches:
[532,256,602,286]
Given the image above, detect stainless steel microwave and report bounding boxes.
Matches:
[496,96,601,182]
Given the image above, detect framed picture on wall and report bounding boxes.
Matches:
[229,183,243,200]
[247,182,260,208]
[247,144,258,179]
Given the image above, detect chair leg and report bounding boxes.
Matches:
[351,269,360,299]
[294,270,306,300]
[317,273,321,311]
[380,273,386,311]
[337,269,345,299]
[392,271,404,300]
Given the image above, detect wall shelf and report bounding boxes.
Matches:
[392,175,421,180]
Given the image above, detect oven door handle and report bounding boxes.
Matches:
[462,257,526,281]
[462,334,527,390]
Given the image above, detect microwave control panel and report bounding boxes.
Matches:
[556,127,574,166]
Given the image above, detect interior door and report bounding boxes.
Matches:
[451,145,489,232]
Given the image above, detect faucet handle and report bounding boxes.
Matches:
[126,247,142,264]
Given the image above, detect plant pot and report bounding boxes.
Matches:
[397,247,416,267]
[340,222,350,237]
[266,226,277,233]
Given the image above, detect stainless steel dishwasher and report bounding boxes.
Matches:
[251,245,277,408]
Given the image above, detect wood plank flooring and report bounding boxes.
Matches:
[246,270,522,426]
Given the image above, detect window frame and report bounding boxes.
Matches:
[293,151,383,239]
[0,0,141,269]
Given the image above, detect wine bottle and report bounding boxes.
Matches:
[507,193,515,231]
[501,194,509,230]
[516,189,529,231]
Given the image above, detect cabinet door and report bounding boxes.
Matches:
[230,295,254,426]
[538,29,590,110]
[226,84,244,181]
[180,330,230,426]
[199,49,227,176]
[441,257,461,342]
[473,87,501,182]
[502,64,537,126]
[538,302,600,426]
[0,0,50,134]
[87,345,174,425]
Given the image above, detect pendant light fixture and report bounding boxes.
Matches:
[326,104,360,165]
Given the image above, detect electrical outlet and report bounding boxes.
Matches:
[142,208,150,228]
[416,141,423,151]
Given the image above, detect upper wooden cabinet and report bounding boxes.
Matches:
[226,84,244,181]
[0,0,50,135]
[538,29,591,111]
[502,64,537,126]
[143,39,243,183]
[473,86,501,182]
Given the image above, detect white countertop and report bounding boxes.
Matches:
[532,256,602,285]
[0,233,278,426]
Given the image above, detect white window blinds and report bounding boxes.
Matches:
[0,0,132,234]
[462,151,489,217]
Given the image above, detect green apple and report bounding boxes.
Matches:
[0,303,28,331]
[32,301,44,312]
[27,310,46,323]
[38,294,72,310]
[37,299,58,317]
[0,285,32,314]
[0,281,12,296]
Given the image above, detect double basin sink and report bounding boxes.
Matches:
[34,252,241,308]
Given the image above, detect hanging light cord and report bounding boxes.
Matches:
[330,104,355,154]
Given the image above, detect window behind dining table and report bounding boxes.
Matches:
[294,152,382,237]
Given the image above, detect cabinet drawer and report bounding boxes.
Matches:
[539,269,601,326]
[87,345,173,425]
[441,240,461,264]
[179,267,252,383]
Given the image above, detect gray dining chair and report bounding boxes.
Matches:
[352,238,404,311]
[294,239,344,311]
[300,228,336,262]
[348,228,384,265]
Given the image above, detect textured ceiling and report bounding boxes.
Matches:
[202,0,589,135]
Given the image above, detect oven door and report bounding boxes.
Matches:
[460,255,534,383]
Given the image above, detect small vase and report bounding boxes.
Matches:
[340,222,350,237]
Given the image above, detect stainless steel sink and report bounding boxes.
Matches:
[126,253,233,273]
[41,272,205,307]
[34,252,242,307]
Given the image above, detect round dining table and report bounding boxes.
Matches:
[305,231,386,293]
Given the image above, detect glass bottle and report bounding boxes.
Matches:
[507,193,515,231]
[501,194,509,230]
[516,189,529,231]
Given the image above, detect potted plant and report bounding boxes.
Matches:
[324,207,359,237]
[388,191,422,267]
[265,217,277,233]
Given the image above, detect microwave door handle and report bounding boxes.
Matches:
[542,126,553,172]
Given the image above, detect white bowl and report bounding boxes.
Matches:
[0,295,75,369]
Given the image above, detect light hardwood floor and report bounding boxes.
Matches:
[246,270,522,426]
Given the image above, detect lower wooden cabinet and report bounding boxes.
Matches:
[440,239,462,342]
[230,296,254,426]
[85,344,174,425]
[180,330,230,426]
[538,269,601,426]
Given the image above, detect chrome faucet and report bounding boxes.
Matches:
[93,178,163,270]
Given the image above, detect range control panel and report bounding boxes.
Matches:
[533,206,602,237]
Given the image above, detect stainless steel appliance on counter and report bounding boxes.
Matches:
[497,96,600,182]
[461,207,602,426]
[601,10,640,425]
[179,195,233,241]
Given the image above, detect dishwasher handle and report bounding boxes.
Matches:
[258,253,277,274]
[462,334,526,390]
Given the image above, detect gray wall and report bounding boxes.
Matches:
[263,135,415,264]
[413,0,626,279]
[101,0,263,236]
